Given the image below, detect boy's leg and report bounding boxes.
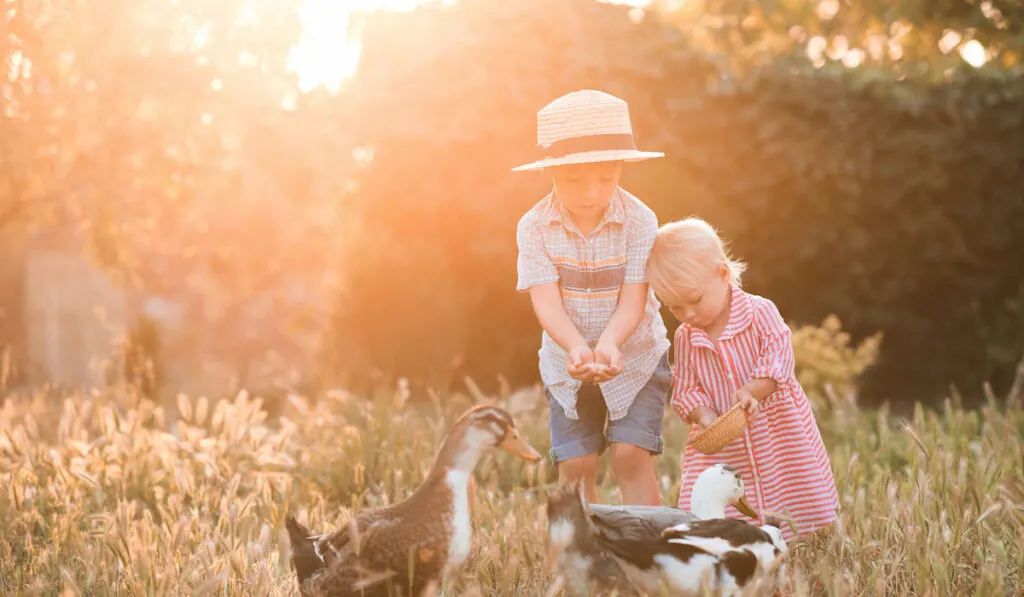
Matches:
[606,352,671,505]
[608,446,659,505]
[546,384,607,504]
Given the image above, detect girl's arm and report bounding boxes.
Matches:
[670,327,718,426]
[732,378,776,418]
[745,298,797,403]
[739,377,778,402]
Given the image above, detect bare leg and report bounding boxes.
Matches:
[609,443,660,505]
[557,453,600,504]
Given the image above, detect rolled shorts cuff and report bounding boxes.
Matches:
[549,433,607,464]
[606,425,663,455]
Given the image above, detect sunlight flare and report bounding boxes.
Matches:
[286,0,654,92]
[960,40,988,67]
[286,0,425,92]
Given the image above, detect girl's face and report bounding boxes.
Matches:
[549,161,623,221]
[662,263,732,330]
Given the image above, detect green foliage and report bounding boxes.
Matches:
[0,383,1021,595]
[670,68,1024,404]
[653,0,1024,76]
[791,315,883,410]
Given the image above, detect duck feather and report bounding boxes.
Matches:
[588,504,699,543]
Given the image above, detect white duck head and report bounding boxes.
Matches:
[689,463,760,520]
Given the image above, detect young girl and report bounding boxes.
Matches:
[646,217,839,541]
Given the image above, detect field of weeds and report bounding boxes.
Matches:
[0,378,1021,596]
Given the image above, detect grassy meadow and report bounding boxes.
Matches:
[0,377,1021,596]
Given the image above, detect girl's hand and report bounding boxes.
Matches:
[731,387,760,419]
[690,406,719,430]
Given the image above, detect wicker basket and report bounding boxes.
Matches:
[687,403,749,455]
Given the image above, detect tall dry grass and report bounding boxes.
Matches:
[1,377,1020,596]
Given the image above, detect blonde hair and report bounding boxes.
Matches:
[647,217,747,304]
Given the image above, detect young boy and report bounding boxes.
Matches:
[512,89,671,505]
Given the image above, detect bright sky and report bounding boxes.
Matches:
[285,0,653,92]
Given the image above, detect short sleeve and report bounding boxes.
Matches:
[516,213,559,292]
[623,206,658,284]
[669,326,713,420]
[749,298,796,385]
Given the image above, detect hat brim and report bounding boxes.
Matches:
[511,149,665,172]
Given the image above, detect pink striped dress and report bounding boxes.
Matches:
[671,285,839,541]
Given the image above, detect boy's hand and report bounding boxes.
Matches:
[592,339,624,382]
[731,387,760,419]
[567,344,598,381]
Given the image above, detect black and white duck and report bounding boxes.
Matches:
[599,516,789,596]
[545,481,639,596]
[286,405,542,597]
[546,463,771,596]
[588,463,760,536]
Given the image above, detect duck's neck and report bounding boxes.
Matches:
[690,494,728,519]
[435,436,479,570]
[444,465,474,567]
[431,424,488,479]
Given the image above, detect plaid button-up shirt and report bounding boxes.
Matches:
[516,187,670,420]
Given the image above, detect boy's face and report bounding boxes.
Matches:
[549,161,623,221]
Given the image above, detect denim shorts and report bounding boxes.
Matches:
[545,352,671,464]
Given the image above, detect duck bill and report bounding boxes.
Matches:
[734,496,760,519]
[499,432,543,462]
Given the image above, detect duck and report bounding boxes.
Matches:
[286,405,542,597]
[545,481,639,596]
[598,516,789,596]
[587,463,760,539]
[546,464,763,596]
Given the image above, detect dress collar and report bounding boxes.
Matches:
[688,285,755,349]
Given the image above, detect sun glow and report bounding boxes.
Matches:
[285,0,448,93]
[285,0,654,93]
[959,40,988,67]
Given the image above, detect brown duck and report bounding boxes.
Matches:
[286,405,542,597]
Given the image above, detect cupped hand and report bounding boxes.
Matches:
[593,340,623,382]
[567,344,598,381]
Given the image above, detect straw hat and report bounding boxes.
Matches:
[511,89,665,172]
